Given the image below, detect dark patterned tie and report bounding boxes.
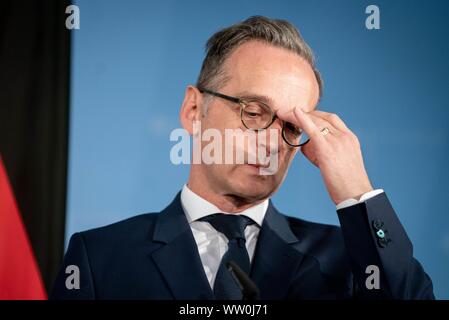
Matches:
[200,213,255,300]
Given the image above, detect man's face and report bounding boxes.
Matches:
[197,40,320,202]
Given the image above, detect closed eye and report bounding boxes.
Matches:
[284,122,301,135]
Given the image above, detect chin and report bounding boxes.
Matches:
[228,173,278,201]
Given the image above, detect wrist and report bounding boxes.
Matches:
[333,184,373,205]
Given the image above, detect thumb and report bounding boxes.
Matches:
[301,141,319,168]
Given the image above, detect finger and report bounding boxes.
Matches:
[276,107,314,134]
[306,113,340,136]
[277,107,335,141]
[300,142,319,167]
[276,107,299,126]
[309,110,350,132]
[292,107,325,142]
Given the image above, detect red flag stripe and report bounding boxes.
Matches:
[0,157,47,300]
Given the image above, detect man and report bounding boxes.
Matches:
[51,16,434,299]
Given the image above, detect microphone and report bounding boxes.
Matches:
[227,260,260,300]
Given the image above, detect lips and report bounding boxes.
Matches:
[245,163,270,169]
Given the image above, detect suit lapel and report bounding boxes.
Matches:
[149,194,306,300]
[150,192,214,300]
[250,201,304,299]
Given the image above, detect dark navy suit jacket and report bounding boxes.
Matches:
[51,191,434,299]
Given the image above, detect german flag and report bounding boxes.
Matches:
[0,0,70,298]
[0,158,46,299]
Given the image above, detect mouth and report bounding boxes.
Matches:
[242,163,272,177]
[245,163,270,169]
[243,154,271,169]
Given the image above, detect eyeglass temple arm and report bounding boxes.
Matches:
[197,88,241,104]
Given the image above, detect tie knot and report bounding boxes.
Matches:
[200,214,255,241]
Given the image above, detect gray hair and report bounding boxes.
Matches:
[196,16,323,100]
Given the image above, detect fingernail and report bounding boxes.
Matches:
[294,107,304,115]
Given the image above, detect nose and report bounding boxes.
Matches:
[256,127,281,161]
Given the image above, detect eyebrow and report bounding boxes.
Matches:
[234,91,275,107]
[235,90,320,112]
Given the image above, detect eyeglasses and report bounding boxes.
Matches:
[198,88,310,147]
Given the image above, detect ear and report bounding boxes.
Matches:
[180,85,203,135]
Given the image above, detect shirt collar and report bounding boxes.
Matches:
[180,184,267,227]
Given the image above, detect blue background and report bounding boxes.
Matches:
[66,0,449,298]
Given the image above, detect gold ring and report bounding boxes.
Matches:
[320,127,330,136]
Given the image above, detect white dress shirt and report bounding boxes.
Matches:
[335,189,384,210]
[181,185,267,288]
[180,184,384,288]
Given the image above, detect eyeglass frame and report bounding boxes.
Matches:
[197,87,310,147]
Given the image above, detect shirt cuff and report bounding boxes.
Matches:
[336,189,384,210]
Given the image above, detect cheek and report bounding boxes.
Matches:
[280,147,297,166]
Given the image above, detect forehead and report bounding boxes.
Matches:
[221,41,319,112]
